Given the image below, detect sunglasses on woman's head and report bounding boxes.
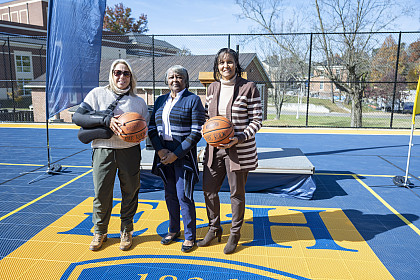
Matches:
[113,70,131,77]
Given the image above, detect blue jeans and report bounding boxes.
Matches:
[162,163,196,241]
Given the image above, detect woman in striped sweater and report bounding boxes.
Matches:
[197,48,262,254]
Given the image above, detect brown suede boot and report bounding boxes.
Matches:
[197,228,223,247]
[223,234,240,254]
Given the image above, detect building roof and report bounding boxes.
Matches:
[103,53,270,88]
[28,53,272,89]
[126,32,179,52]
[0,19,46,37]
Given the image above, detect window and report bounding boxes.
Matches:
[17,79,32,96]
[20,10,28,24]
[10,11,18,22]
[320,81,324,90]
[16,55,32,73]
[70,92,77,104]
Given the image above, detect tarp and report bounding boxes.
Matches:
[139,171,317,200]
[45,0,106,119]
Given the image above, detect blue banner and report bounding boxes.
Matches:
[46,0,106,119]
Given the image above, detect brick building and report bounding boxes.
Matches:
[310,65,348,100]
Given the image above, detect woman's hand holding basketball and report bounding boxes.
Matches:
[218,136,238,149]
[110,115,122,135]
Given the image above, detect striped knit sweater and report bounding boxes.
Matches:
[148,90,205,160]
[205,76,262,172]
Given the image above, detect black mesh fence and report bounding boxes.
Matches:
[0,31,419,128]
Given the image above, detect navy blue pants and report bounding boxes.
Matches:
[161,163,196,241]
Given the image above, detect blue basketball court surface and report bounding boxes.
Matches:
[0,123,419,279]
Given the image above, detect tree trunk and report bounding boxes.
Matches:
[275,89,284,119]
[350,89,363,127]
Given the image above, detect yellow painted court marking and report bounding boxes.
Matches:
[0,123,79,129]
[352,174,420,236]
[0,163,45,167]
[316,172,398,178]
[259,127,420,135]
[1,122,419,135]
[0,169,92,222]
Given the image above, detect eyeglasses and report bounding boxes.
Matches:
[113,70,131,77]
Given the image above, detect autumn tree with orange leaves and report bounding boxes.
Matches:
[103,3,148,34]
[366,35,408,105]
[406,39,420,90]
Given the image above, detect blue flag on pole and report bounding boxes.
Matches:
[46,0,106,120]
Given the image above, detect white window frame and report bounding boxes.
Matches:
[16,78,32,96]
[14,51,33,78]
[10,11,18,22]
[70,92,77,104]
[19,9,28,24]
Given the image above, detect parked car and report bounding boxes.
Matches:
[402,102,414,114]
[384,101,401,112]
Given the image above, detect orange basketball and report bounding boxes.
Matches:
[118,112,147,143]
[202,116,234,147]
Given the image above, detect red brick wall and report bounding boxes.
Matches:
[31,89,45,122]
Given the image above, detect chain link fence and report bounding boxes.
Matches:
[1,31,419,128]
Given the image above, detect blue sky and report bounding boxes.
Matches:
[105,0,420,34]
[1,0,419,33]
[105,0,257,34]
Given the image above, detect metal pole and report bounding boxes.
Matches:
[7,37,16,118]
[39,45,43,74]
[305,33,313,127]
[45,62,51,169]
[2,41,10,94]
[228,34,231,49]
[152,35,155,102]
[403,122,414,186]
[390,32,402,128]
[45,113,51,169]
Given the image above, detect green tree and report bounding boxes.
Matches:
[103,3,148,34]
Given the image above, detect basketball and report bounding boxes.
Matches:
[117,112,147,143]
[202,116,234,147]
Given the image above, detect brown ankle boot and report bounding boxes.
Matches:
[223,234,240,254]
[197,228,222,247]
